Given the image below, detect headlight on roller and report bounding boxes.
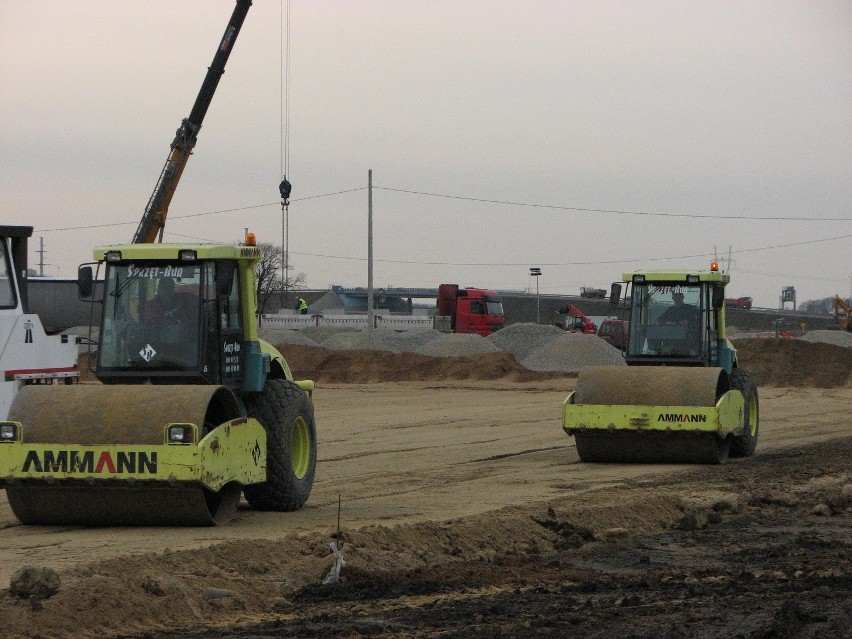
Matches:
[167,424,196,444]
[0,422,18,441]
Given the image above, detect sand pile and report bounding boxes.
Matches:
[732,338,851,388]
[278,344,564,383]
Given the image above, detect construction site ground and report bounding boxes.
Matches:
[0,338,850,639]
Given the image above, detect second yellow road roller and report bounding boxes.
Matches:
[562,263,759,464]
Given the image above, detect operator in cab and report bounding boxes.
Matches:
[658,291,699,325]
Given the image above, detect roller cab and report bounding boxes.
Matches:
[562,265,759,464]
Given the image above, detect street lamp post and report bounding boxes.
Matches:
[530,267,541,323]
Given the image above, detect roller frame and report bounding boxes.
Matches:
[562,389,745,439]
[0,418,267,492]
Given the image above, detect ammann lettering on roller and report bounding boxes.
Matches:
[658,414,708,424]
[21,450,157,475]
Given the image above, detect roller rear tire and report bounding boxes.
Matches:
[243,379,317,511]
[730,369,759,458]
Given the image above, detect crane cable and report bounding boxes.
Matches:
[281,0,290,183]
[279,0,292,309]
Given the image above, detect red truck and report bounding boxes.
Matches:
[436,284,505,336]
[725,296,753,309]
[597,318,628,349]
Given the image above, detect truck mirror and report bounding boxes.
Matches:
[712,286,724,310]
[215,261,235,297]
[78,265,94,299]
[609,283,622,307]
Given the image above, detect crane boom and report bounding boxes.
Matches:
[132,0,252,244]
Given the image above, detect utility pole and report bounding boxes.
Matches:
[37,237,46,277]
[367,170,374,344]
[530,267,541,323]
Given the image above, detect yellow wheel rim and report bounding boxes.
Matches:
[746,395,758,437]
[291,416,311,480]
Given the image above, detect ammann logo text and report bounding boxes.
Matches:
[658,414,707,423]
[22,450,158,474]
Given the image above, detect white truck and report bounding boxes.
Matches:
[0,226,79,418]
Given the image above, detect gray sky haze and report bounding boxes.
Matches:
[1,0,850,309]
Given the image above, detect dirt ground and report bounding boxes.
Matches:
[0,339,849,638]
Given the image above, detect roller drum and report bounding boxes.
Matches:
[574,366,729,407]
[572,366,731,464]
[4,384,243,526]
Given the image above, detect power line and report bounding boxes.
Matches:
[375,186,851,222]
[34,188,367,233]
[290,232,852,267]
[35,183,851,234]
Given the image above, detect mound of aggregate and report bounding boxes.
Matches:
[258,327,319,347]
[521,333,625,373]
[370,327,443,353]
[297,325,360,344]
[488,323,565,361]
[416,332,501,357]
[801,330,852,348]
[322,330,398,352]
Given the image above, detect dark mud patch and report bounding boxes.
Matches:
[125,438,851,639]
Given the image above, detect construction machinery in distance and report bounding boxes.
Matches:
[0,0,318,526]
[0,226,79,419]
[556,303,597,334]
[562,262,759,464]
[833,295,851,331]
[133,0,251,244]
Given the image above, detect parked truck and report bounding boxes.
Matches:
[580,286,607,299]
[597,318,628,349]
[436,284,505,336]
[725,296,753,310]
[0,226,80,419]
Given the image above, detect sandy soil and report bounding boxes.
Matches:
[0,340,849,638]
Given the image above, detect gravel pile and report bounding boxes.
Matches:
[258,328,319,347]
[415,332,502,357]
[322,330,398,352]
[801,330,852,348]
[488,323,565,361]
[521,333,626,373]
[371,327,443,353]
[297,325,359,344]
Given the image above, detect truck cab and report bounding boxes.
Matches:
[437,284,505,336]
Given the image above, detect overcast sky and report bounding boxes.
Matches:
[1,0,850,309]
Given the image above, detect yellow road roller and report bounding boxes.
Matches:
[0,239,316,525]
[562,263,758,464]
